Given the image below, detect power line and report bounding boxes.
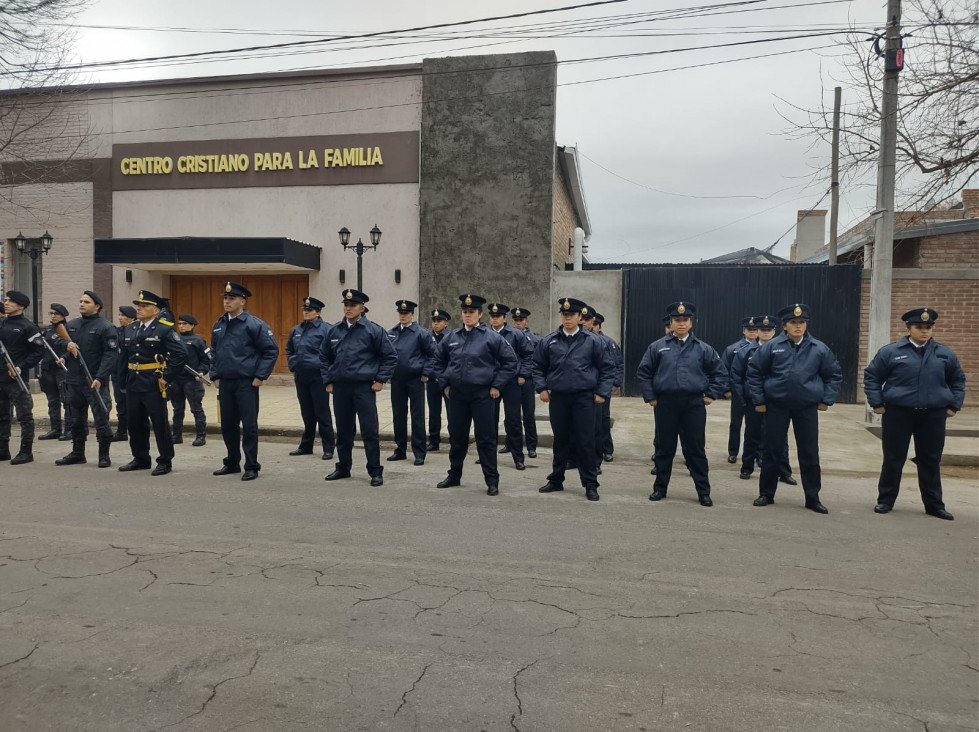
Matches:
[15,0,855,75]
[22,0,635,74]
[15,37,848,140]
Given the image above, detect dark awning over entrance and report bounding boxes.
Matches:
[94,237,320,272]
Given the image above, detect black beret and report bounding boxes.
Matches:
[177,313,198,325]
[51,303,70,317]
[83,290,103,308]
[6,290,30,307]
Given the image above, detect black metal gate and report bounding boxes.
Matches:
[618,264,862,402]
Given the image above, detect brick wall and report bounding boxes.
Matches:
[856,228,979,404]
[916,230,979,268]
[552,167,578,268]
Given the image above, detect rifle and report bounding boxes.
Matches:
[28,331,68,372]
[184,364,212,386]
[0,340,29,394]
[55,323,108,414]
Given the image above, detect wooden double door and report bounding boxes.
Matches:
[169,274,310,375]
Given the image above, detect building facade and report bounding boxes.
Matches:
[1,51,588,375]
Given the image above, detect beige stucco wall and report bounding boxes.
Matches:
[549,269,623,343]
[0,182,95,312]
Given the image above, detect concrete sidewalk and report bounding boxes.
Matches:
[176,385,979,474]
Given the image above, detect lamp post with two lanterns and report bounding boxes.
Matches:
[14,231,53,327]
[338,225,381,292]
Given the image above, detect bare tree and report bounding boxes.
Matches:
[787,0,978,216]
[0,0,91,213]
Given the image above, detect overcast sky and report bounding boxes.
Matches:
[67,0,892,262]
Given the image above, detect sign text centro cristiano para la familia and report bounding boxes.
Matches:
[111,131,420,191]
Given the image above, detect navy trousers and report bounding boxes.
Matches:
[519,379,538,452]
[332,381,382,478]
[218,378,261,473]
[653,393,710,497]
[877,406,947,511]
[759,404,820,503]
[447,384,498,486]
[426,379,447,447]
[127,388,173,467]
[391,375,426,460]
[294,368,335,455]
[494,378,524,462]
[547,390,599,490]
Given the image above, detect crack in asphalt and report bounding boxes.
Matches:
[0,643,39,671]
[153,651,262,731]
[139,569,159,593]
[615,609,757,620]
[394,662,432,718]
[509,659,539,732]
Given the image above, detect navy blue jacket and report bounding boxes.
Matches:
[864,337,966,411]
[728,341,759,403]
[434,324,518,389]
[119,319,188,392]
[636,333,726,402]
[722,337,755,393]
[516,328,541,379]
[597,331,625,388]
[174,331,209,382]
[746,332,842,408]
[532,328,615,399]
[319,316,398,385]
[287,318,332,374]
[209,311,279,381]
[0,314,42,384]
[59,314,118,385]
[388,321,435,379]
[492,324,535,383]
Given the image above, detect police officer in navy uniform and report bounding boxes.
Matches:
[721,317,760,463]
[387,300,434,465]
[55,291,117,468]
[486,302,534,470]
[320,289,398,487]
[747,304,842,513]
[118,290,187,475]
[729,315,796,484]
[535,297,615,501]
[638,302,726,506]
[286,296,335,460]
[38,303,70,441]
[111,305,137,442]
[509,307,540,458]
[586,311,624,463]
[209,282,279,481]
[425,308,451,451]
[864,307,966,520]
[170,314,210,447]
[0,291,42,464]
[433,294,519,496]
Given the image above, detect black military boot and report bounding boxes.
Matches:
[110,430,128,442]
[97,439,111,468]
[39,425,62,440]
[0,440,10,461]
[10,439,33,465]
[171,428,184,445]
[55,440,87,465]
[192,430,206,447]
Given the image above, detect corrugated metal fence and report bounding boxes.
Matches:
[617,264,862,402]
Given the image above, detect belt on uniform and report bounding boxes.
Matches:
[128,362,163,371]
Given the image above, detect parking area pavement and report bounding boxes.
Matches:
[1,396,976,731]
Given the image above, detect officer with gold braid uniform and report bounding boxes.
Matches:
[118,290,187,475]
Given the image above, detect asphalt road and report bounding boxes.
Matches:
[1,437,976,731]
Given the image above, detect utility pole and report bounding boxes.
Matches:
[866,0,902,423]
[828,86,841,265]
